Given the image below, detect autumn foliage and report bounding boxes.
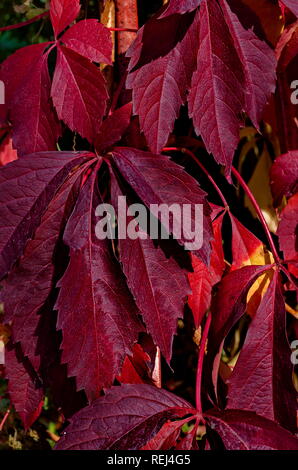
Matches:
[0,0,297,451]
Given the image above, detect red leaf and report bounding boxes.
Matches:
[95,103,132,152]
[219,0,276,127]
[188,0,245,176]
[111,147,213,264]
[50,0,81,38]
[0,43,51,126]
[159,0,201,18]
[206,409,298,450]
[210,265,272,353]
[61,19,113,64]
[230,214,264,270]
[227,271,297,431]
[55,384,195,450]
[281,0,298,17]
[55,170,143,401]
[0,162,90,371]
[277,193,298,276]
[51,45,108,143]
[0,151,90,280]
[126,11,200,153]
[5,344,43,430]
[117,344,153,385]
[270,151,298,206]
[142,417,193,450]
[110,171,190,362]
[0,133,17,166]
[206,265,273,398]
[188,213,225,327]
[10,49,61,156]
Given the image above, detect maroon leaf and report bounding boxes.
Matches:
[10,49,61,156]
[209,265,272,354]
[127,10,200,153]
[110,171,190,362]
[188,0,245,176]
[188,213,225,327]
[0,133,17,166]
[55,169,143,401]
[0,43,51,126]
[142,417,194,450]
[0,162,91,371]
[270,151,298,206]
[206,409,298,450]
[219,0,276,127]
[229,214,264,270]
[55,384,195,450]
[50,0,81,38]
[61,19,113,64]
[111,147,212,264]
[159,0,201,18]
[95,103,132,152]
[0,151,91,280]
[51,45,108,143]
[281,0,298,17]
[277,193,298,276]
[5,344,43,430]
[206,265,272,398]
[227,271,297,431]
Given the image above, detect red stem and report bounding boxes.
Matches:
[0,11,49,32]
[196,313,212,414]
[162,147,229,209]
[108,27,138,33]
[0,407,11,431]
[231,167,281,264]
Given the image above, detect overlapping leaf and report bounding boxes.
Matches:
[55,170,144,401]
[227,271,297,431]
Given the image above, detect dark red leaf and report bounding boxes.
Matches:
[110,171,190,362]
[0,133,17,166]
[51,45,108,143]
[188,213,225,327]
[55,384,195,450]
[55,170,143,401]
[0,43,51,126]
[50,0,81,38]
[188,0,245,176]
[61,19,113,64]
[95,103,132,152]
[0,151,91,280]
[227,271,297,431]
[142,417,193,450]
[271,151,298,206]
[159,0,201,18]
[10,49,61,156]
[206,409,298,450]
[219,0,276,128]
[281,0,298,17]
[111,147,213,264]
[0,162,90,371]
[277,193,298,277]
[5,344,43,430]
[127,11,200,153]
[230,214,264,270]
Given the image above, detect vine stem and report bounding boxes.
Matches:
[196,313,212,414]
[0,11,49,32]
[0,13,137,34]
[108,27,138,33]
[0,406,11,431]
[162,147,229,209]
[231,166,281,264]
